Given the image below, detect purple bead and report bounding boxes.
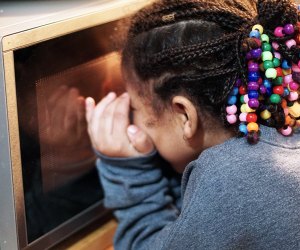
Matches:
[248,81,259,91]
[259,85,267,94]
[248,98,259,109]
[246,52,253,60]
[248,62,259,72]
[292,72,300,84]
[250,48,262,59]
[283,24,295,35]
[235,79,242,87]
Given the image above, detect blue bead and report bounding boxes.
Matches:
[263,79,272,89]
[282,60,291,69]
[266,87,272,97]
[227,95,237,105]
[283,87,290,97]
[239,123,248,135]
[249,30,261,39]
[230,87,239,96]
[248,90,259,99]
[248,72,260,82]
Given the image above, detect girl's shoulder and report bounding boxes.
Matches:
[186,126,300,190]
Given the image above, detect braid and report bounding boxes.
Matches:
[257,0,298,29]
[139,36,236,77]
[122,0,300,145]
[277,43,300,64]
[129,0,255,36]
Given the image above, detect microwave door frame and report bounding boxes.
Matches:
[3,51,27,249]
[0,1,153,248]
[3,39,112,250]
[0,51,20,250]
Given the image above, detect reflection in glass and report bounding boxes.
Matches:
[14,21,125,243]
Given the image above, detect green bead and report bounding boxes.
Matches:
[261,34,270,43]
[262,51,273,61]
[265,68,277,79]
[273,58,280,67]
[263,60,274,70]
[240,95,245,104]
[262,43,272,51]
[270,94,281,104]
[273,76,283,85]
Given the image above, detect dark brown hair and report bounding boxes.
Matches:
[122,0,299,143]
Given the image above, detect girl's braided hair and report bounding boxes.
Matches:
[122,0,299,144]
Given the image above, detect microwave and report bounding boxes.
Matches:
[0,0,151,249]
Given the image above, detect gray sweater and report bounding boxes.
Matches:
[97,126,300,250]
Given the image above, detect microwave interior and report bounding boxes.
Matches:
[13,19,126,245]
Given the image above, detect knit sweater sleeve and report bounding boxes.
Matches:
[96,151,182,250]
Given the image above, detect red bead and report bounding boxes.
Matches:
[239,85,247,95]
[275,67,283,77]
[257,78,263,85]
[246,113,258,123]
[296,34,300,45]
[273,85,284,95]
[253,38,262,47]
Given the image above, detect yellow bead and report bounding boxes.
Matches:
[260,110,271,120]
[241,104,247,113]
[282,68,292,76]
[247,122,259,132]
[288,101,300,118]
[252,24,264,34]
[245,104,255,113]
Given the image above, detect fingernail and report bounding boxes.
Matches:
[121,92,129,98]
[107,92,116,98]
[127,125,138,135]
[85,97,93,106]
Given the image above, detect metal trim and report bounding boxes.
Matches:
[2,0,151,52]
[3,51,27,248]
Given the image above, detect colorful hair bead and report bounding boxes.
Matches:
[233,23,300,143]
[247,122,259,132]
[260,110,271,120]
[283,24,295,35]
[285,39,296,49]
[252,24,264,34]
[280,126,292,136]
[274,27,284,37]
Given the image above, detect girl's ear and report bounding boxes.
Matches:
[171,96,199,140]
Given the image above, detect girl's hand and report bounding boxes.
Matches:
[85,92,155,158]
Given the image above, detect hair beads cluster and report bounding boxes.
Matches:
[122,0,300,144]
[226,22,300,143]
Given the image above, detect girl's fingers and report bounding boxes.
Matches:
[85,97,95,123]
[89,92,116,124]
[127,125,155,155]
[111,93,130,135]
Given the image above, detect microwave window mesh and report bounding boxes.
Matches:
[14,22,125,242]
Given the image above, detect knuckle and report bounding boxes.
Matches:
[114,111,128,121]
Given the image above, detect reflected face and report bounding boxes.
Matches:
[127,86,198,173]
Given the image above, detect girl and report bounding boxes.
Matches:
[86,0,300,249]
